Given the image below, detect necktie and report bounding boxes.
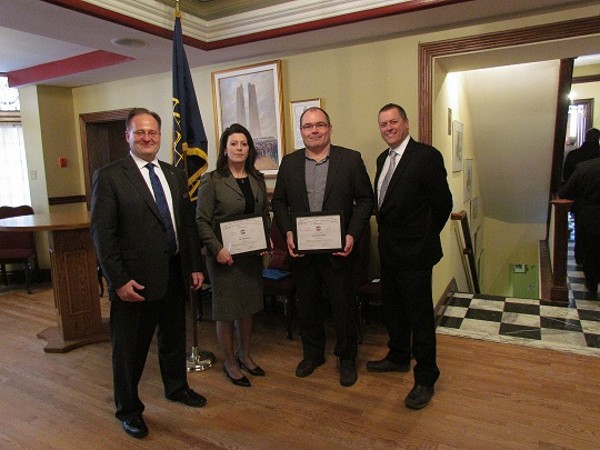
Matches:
[378,150,397,208]
[146,163,177,255]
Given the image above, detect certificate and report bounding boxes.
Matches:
[218,214,269,256]
[293,212,344,253]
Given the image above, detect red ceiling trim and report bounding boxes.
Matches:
[40,0,473,51]
[8,50,134,87]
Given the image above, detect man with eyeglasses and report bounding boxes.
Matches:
[272,107,374,387]
[367,103,452,410]
[91,107,206,439]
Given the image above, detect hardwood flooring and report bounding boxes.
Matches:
[1,284,599,449]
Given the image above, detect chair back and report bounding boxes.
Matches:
[0,205,36,259]
[268,220,292,271]
[352,221,371,288]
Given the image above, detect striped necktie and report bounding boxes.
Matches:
[378,150,397,208]
[146,163,177,255]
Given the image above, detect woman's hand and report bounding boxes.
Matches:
[216,248,234,266]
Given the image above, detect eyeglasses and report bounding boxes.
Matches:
[301,122,330,131]
[132,130,161,139]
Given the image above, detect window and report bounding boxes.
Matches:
[0,75,30,206]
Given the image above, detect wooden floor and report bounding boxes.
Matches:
[1,284,599,450]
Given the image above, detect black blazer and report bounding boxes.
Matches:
[272,145,374,257]
[91,155,202,301]
[375,138,452,270]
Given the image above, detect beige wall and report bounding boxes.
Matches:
[23,3,599,292]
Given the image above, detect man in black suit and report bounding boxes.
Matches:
[562,128,600,266]
[560,157,600,297]
[367,103,452,410]
[272,107,374,387]
[91,108,206,439]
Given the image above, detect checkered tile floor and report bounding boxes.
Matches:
[437,243,600,357]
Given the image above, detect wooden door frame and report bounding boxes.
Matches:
[418,15,600,195]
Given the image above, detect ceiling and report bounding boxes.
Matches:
[1,0,598,88]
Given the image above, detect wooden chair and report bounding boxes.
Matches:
[0,205,37,293]
[353,222,382,331]
[263,220,297,339]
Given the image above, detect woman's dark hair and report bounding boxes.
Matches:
[216,123,264,181]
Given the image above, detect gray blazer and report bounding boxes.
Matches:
[195,169,270,257]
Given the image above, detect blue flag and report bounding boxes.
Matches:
[172,13,208,201]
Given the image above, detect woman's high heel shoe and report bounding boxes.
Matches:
[222,362,251,387]
[236,353,266,377]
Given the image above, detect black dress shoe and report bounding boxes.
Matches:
[339,359,357,387]
[404,384,434,410]
[236,353,266,376]
[366,358,410,373]
[222,362,251,387]
[121,415,148,439]
[295,356,325,378]
[168,388,207,407]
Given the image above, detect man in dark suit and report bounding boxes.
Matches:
[91,108,206,439]
[272,107,374,387]
[367,103,452,410]
[560,157,600,298]
[562,128,600,266]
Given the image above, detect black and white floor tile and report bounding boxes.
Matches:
[436,244,600,357]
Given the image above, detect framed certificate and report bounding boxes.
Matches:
[292,211,344,254]
[218,214,269,256]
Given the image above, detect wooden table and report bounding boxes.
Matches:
[0,211,108,352]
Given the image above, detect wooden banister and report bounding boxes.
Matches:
[451,210,480,294]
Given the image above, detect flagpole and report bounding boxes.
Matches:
[172,0,215,372]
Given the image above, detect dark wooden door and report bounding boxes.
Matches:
[79,109,130,208]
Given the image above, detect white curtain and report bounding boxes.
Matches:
[0,123,31,207]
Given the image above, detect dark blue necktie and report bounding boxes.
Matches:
[146,163,177,255]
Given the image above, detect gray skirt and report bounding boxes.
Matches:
[206,253,264,321]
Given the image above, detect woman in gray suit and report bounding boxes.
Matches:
[196,123,270,387]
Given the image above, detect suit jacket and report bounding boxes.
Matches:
[560,157,600,237]
[195,169,270,258]
[375,138,452,270]
[562,142,600,183]
[91,155,202,302]
[271,145,374,262]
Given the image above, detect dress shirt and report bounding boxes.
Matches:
[305,151,329,212]
[130,152,179,247]
[377,134,410,199]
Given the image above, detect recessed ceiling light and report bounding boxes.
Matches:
[111,38,147,48]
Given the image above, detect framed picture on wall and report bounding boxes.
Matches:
[452,120,463,172]
[212,60,284,177]
[464,159,473,203]
[290,98,321,150]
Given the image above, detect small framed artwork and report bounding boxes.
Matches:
[212,60,284,177]
[463,159,473,203]
[290,98,321,150]
[470,196,479,229]
[452,120,463,172]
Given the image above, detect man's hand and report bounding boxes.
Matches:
[333,234,354,257]
[116,279,145,302]
[190,272,204,291]
[286,231,303,258]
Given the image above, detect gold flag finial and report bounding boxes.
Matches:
[175,0,180,17]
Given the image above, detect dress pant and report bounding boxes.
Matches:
[381,265,440,387]
[110,256,188,420]
[293,254,357,361]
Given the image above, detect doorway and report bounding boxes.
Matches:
[79,109,130,208]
